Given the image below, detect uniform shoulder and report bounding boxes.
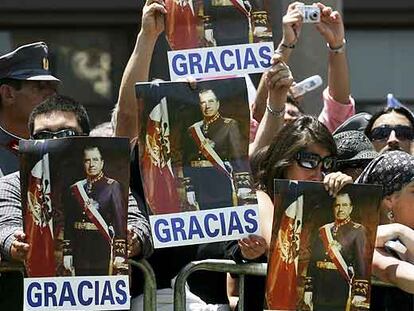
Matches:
[71,179,86,188]
[189,120,203,129]
[106,177,115,184]
[351,222,366,231]
[223,117,237,125]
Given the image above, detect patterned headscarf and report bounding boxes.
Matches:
[357,150,414,197]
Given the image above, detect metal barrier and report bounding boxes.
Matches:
[129,258,157,311]
[173,259,267,311]
[173,259,398,311]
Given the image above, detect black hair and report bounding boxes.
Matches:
[364,106,414,139]
[0,78,23,90]
[28,94,90,135]
[253,115,337,195]
[83,145,103,159]
[286,95,304,114]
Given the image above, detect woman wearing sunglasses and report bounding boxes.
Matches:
[252,115,352,257]
[226,54,352,310]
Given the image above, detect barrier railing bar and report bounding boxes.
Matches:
[173,259,267,311]
[173,259,396,311]
[129,259,157,311]
[238,274,245,311]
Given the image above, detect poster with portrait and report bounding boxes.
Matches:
[148,0,274,80]
[265,180,382,311]
[136,77,259,248]
[20,137,130,311]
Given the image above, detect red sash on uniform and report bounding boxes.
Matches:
[189,121,233,180]
[229,0,249,16]
[71,180,112,244]
[319,224,351,284]
[229,0,253,43]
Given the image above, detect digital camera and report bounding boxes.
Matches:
[298,5,321,23]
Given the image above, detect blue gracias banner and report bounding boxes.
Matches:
[24,275,130,311]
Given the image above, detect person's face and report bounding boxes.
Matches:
[284,103,302,125]
[284,143,331,182]
[370,111,413,154]
[83,148,104,178]
[199,90,220,118]
[392,181,414,228]
[14,81,58,118]
[333,194,353,221]
[32,111,83,138]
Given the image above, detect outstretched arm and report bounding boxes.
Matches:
[373,248,414,294]
[372,224,414,294]
[249,54,293,157]
[114,0,166,140]
[314,2,351,104]
[252,2,303,122]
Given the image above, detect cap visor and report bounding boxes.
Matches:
[26,74,60,82]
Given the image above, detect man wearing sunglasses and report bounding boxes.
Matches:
[365,106,414,155]
[0,94,153,309]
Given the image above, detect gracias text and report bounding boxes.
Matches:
[150,205,260,248]
[167,42,274,80]
[24,276,130,311]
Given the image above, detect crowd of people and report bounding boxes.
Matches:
[0,0,413,311]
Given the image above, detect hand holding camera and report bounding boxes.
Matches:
[298,5,320,23]
[313,2,345,49]
[281,2,305,47]
[292,3,344,49]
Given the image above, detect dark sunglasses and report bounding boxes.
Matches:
[370,125,414,141]
[31,128,81,140]
[295,150,336,172]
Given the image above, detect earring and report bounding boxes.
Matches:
[387,210,394,222]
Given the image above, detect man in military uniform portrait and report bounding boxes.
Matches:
[63,145,128,276]
[201,0,272,46]
[183,88,251,210]
[303,193,371,311]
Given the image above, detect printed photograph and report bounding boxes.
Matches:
[136,77,256,215]
[266,180,382,311]
[20,137,130,277]
[164,0,273,50]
